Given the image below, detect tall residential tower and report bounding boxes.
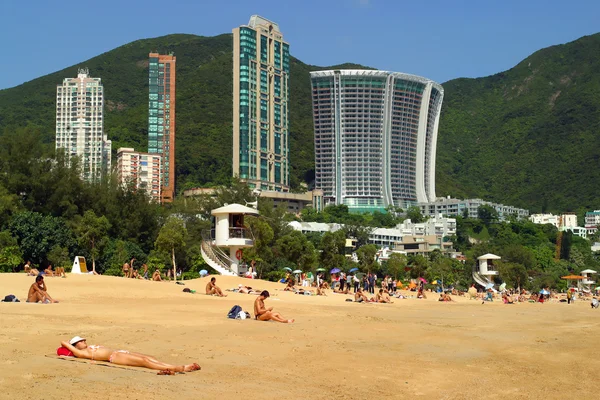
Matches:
[310,70,443,212]
[232,15,290,191]
[148,53,176,202]
[55,68,111,182]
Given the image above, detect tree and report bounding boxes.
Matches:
[498,261,528,290]
[406,206,425,223]
[319,230,346,271]
[0,230,22,272]
[276,231,318,272]
[47,245,70,270]
[356,244,378,273]
[9,211,76,264]
[74,210,111,273]
[155,217,188,281]
[477,205,499,226]
[386,253,407,279]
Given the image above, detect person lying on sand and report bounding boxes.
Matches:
[502,293,514,304]
[59,336,200,375]
[206,277,227,297]
[27,276,58,303]
[238,284,261,294]
[333,287,350,294]
[254,291,294,323]
[44,265,55,277]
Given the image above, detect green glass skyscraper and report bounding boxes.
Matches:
[232,15,290,191]
[148,52,176,202]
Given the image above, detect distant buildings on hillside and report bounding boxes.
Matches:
[116,148,162,201]
[419,197,529,221]
[528,212,589,239]
[55,69,111,182]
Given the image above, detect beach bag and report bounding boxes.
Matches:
[1,294,19,302]
[237,311,247,320]
[227,305,243,319]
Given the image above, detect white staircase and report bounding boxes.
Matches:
[200,230,237,276]
[472,270,493,288]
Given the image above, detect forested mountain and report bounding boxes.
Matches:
[1,32,599,212]
[437,33,600,214]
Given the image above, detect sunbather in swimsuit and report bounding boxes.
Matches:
[60,337,200,374]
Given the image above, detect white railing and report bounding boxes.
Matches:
[200,230,238,276]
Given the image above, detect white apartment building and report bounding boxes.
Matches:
[419,197,529,221]
[55,68,111,182]
[529,213,578,228]
[585,210,600,235]
[116,148,162,202]
[288,215,456,248]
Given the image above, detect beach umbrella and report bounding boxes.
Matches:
[419,277,428,284]
[485,282,494,290]
[282,267,292,272]
[349,267,359,273]
[316,268,326,272]
[199,269,208,277]
[499,283,507,291]
[432,280,438,285]
[292,269,302,274]
[539,289,550,295]
[330,268,341,274]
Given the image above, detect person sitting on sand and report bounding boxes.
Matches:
[205,277,227,297]
[27,276,58,303]
[502,293,514,304]
[283,280,295,292]
[417,288,427,299]
[254,291,294,323]
[54,266,66,278]
[24,262,40,277]
[375,289,393,303]
[122,262,130,278]
[142,264,149,280]
[354,288,369,302]
[316,282,327,296]
[152,269,162,281]
[321,281,330,290]
[439,293,453,302]
[59,336,200,375]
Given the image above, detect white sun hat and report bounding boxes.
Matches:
[69,336,86,345]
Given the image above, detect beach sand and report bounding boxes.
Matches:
[0,273,598,399]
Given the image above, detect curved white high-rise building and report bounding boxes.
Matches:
[310,70,443,212]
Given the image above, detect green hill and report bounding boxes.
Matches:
[1,32,599,212]
[436,33,600,213]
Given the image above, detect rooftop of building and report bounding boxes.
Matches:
[246,15,281,32]
[310,69,443,92]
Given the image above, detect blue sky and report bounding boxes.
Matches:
[0,0,598,90]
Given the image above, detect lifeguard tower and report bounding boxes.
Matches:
[580,269,597,291]
[473,253,501,288]
[200,204,259,276]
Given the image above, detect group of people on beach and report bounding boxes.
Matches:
[24,261,66,278]
[121,258,171,281]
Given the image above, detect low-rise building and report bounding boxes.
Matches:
[392,235,453,257]
[288,215,456,249]
[529,213,578,228]
[585,210,600,235]
[183,188,324,215]
[116,148,162,201]
[419,197,529,221]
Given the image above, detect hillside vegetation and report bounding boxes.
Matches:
[1,33,599,212]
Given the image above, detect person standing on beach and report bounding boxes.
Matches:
[368,273,375,294]
[567,289,572,304]
[339,271,346,291]
[353,274,360,293]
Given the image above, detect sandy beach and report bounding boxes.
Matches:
[0,273,598,399]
